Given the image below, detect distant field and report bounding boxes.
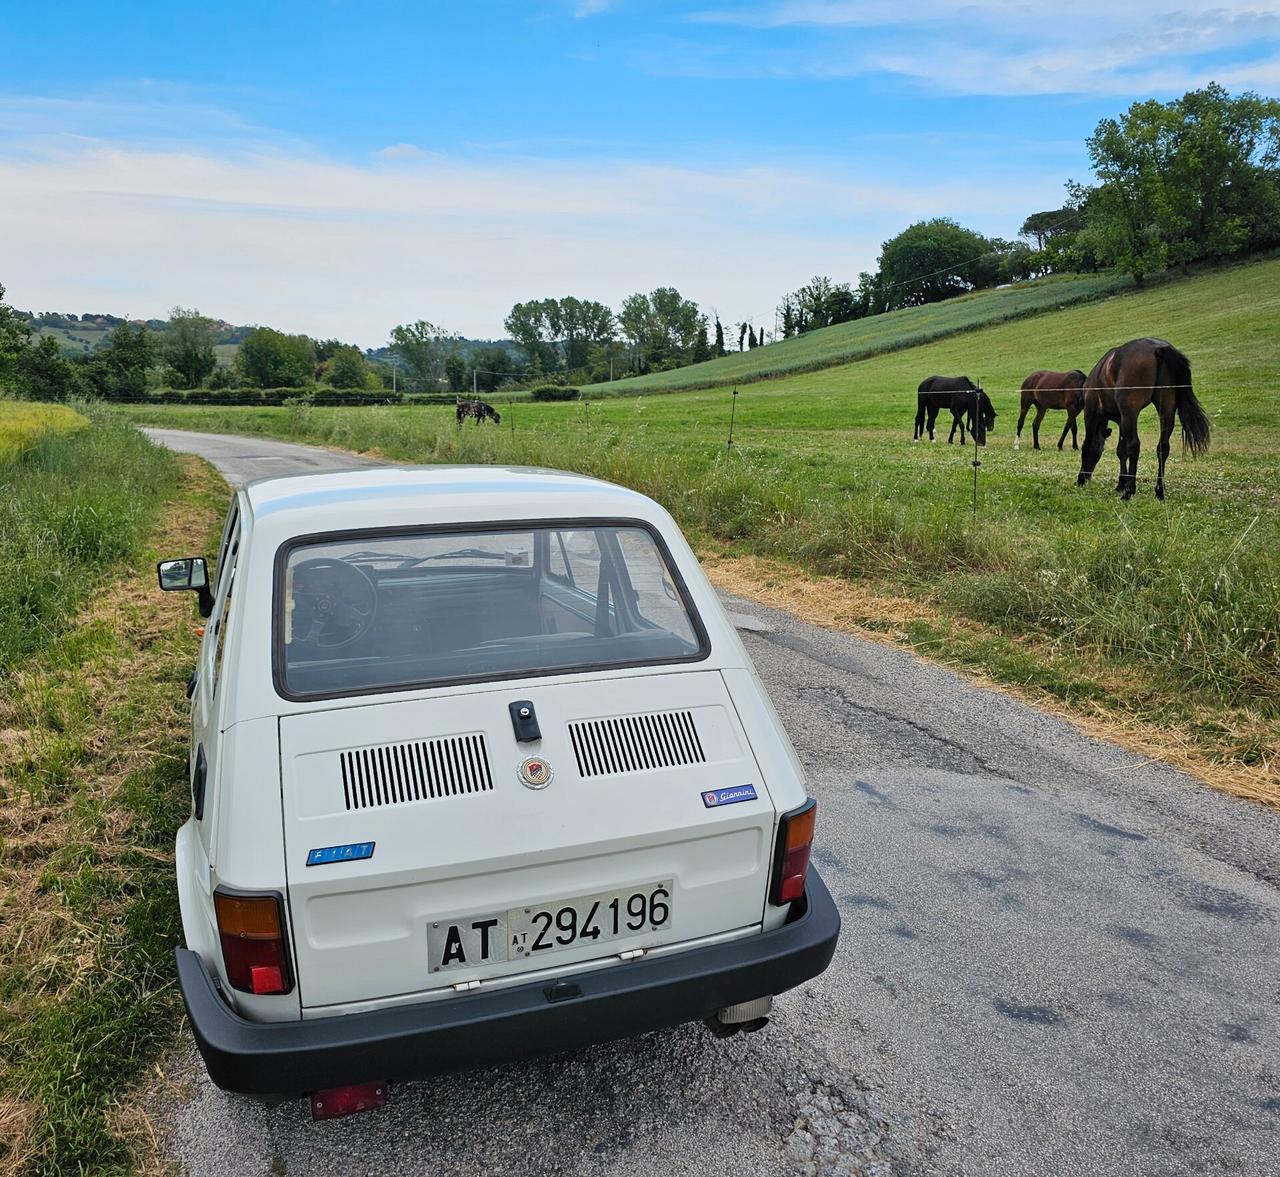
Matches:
[0,401,87,460]
[118,255,1280,792]
[584,270,1133,395]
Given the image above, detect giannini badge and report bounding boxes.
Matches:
[518,756,553,789]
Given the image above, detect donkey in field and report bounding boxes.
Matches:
[914,376,996,445]
[1015,369,1086,451]
[1077,338,1210,501]
[456,397,501,425]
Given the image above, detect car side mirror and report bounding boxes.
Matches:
[158,557,214,618]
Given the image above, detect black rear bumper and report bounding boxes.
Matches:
[177,869,840,1094]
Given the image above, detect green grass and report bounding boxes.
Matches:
[117,255,1280,783]
[584,270,1133,395]
[0,406,177,676]
[0,456,225,1176]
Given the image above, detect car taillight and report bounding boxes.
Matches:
[771,799,816,905]
[214,891,293,995]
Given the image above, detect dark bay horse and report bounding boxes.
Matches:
[1077,338,1210,500]
[1015,369,1086,451]
[456,397,501,425]
[914,376,996,445]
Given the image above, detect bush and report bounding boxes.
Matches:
[530,384,581,402]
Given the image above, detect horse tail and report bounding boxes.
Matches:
[1158,345,1210,456]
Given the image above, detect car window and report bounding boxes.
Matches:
[212,497,239,596]
[276,521,707,699]
[206,530,239,696]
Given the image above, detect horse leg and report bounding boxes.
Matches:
[1119,413,1140,500]
[1154,397,1175,501]
[1015,396,1030,449]
[1114,433,1128,494]
[927,405,939,442]
[948,411,961,444]
[914,401,924,441]
[1032,405,1046,450]
[1059,409,1076,450]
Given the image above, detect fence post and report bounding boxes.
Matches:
[971,379,982,516]
[727,388,739,451]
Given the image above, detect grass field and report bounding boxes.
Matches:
[0,402,86,461]
[585,270,1135,395]
[118,255,1280,795]
[0,455,223,1176]
[0,406,176,674]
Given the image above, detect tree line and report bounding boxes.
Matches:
[2,82,1275,403]
[772,83,1279,340]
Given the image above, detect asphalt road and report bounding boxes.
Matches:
[146,429,1280,1177]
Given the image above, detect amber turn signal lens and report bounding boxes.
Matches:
[771,798,817,906]
[215,892,283,938]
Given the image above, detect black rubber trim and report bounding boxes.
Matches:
[177,869,840,1095]
[269,516,711,703]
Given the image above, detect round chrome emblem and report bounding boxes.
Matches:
[518,756,554,789]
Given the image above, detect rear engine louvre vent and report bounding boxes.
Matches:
[340,734,493,811]
[569,709,706,778]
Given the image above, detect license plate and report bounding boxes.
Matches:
[427,880,673,973]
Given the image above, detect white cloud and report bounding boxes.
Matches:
[680,2,1280,96]
[0,114,1061,342]
[374,143,430,160]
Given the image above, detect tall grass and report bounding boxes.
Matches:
[0,407,177,674]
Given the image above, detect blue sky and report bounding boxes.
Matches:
[1,1,1277,344]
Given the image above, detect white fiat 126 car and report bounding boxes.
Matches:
[157,465,839,1117]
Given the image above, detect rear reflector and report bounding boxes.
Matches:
[214,891,294,995]
[311,1082,388,1120]
[771,798,817,905]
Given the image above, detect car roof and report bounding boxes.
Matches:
[241,465,667,532]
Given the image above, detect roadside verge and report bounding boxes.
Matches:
[0,454,224,1176]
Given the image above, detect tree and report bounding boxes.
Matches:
[504,297,614,373]
[15,335,83,401]
[328,345,370,389]
[777,275,862,336]
[738,322,747,351]
[877,219,998,308]
[163,307,216,388]
[0,282,33,393]
[617,288,703,372]
[470,346,516,392]
[95,322,154,397]
[691,323,711,363]
[238,327,316,388]
[388,320,457,390]
[444,352,467,393]
[1019,208,1081,251]
[747,326,758,349]
[714,317,726,357]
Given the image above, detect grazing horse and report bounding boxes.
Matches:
[1015,369,1086,451]
[1077,338,1210,501]
[914,376,996,445]
[456,397,501,425]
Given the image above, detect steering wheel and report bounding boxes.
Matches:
[289,559,377,649]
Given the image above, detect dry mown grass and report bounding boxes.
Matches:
[0,454,222,1176]
[701,549,1279,808]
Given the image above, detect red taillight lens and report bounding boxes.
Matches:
[214,892,293,995]
[771,799,817,905]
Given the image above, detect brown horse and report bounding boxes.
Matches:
[1015,369,1086,451]
[1077,338,1210,501]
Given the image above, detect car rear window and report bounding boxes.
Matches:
[275,521,708,699]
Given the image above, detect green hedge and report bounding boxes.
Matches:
[103,387,407,407]
[530,384,581,401]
